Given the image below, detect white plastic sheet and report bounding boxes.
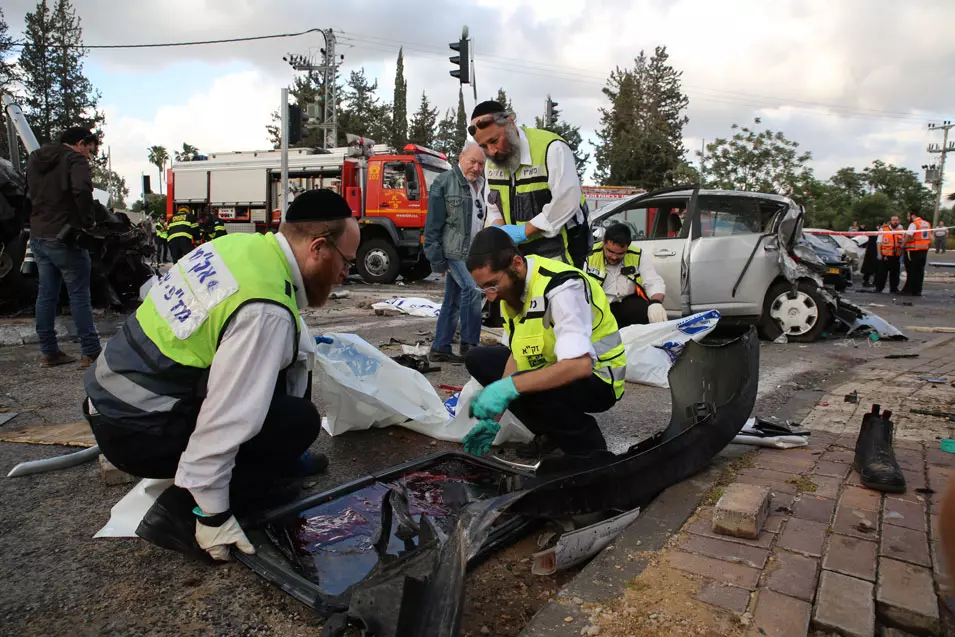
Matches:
[94,478,173,538]
[370,297,442,318]
[619,309,721,388]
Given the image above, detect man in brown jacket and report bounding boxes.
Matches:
[26,126,102,368]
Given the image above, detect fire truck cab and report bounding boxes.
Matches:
[167,142,451,284]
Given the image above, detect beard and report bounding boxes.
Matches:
[501,267,525,311]
[492,126,523,174]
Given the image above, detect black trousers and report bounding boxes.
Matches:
[874,256,901,293]
[87,394,321,484]
[610,294,650,328]
[465,345,616,455]
[167,237,193,263]
[902,250,928,296]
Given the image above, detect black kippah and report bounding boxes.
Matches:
[470,100,506,121]
[285,188,353,222]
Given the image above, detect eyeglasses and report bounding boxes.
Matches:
[467,113,508,137]
[474,283,499,296]
[317,234,355,270]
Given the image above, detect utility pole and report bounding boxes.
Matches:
[699,138,706,186]
[283,28,342,149]
[280,88,289,222]
[927,120,955,227]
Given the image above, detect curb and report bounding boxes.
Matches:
[0,317,124,347]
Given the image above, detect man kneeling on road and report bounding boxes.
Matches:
[83,189,359,562]
[585,223,667,327]
[461,227,627,458]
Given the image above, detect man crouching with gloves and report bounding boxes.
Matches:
[462,227,627,458]
[83,190,359,561]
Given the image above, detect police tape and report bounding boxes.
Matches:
[804,227,953,237]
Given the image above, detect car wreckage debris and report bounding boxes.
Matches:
[236,327,760,636]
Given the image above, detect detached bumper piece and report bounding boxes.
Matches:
[237,327,760,637]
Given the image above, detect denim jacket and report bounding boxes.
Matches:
[424,164,482,270]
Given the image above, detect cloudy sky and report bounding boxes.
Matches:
[3,0,955,202]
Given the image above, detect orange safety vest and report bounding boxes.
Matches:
[906,216,931,252]
[879,225,902,258]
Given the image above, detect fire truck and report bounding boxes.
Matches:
[166,138,451,284]
[582,185,645,215]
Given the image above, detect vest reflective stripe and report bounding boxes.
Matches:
[879,225,901,257]
[93,353,179,413]
[907,217,931,251]
[167,211,197,242]
[586,242,648,300]
[486,127,586,262]
[501,256,626,399]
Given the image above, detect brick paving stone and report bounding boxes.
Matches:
[894,440,923,452]
[893,450,924,472]
[761,447,821,462]
[747,590,811,637]
[752,454,815,473]
[685,518,775,549]
[833,435,858,450]
[846,469,863,486]
[765,550,819,602]
[811,570,875,637]
[881,524,931,567]
[713,483,771,539]
[876,558,940,634]
[901,468,927,491]
[812,460,850,479]
[882,629,922,637]
[737,467,802,482]
[931,514,941,542]
[764,515,786,533]
[927,447,955,468]
[669,550,761,589]
[735,474,798,495]
[771,492,795,513]
[832,506,880,541]
[811,475,843,500]
[883,497,926,532]
[840,485,882,512]
[822,534,877,581]
[887,490,925,505]
[792,496,836,524]
[777,518,828,557]
[679,534,770,569]
[928,465,955,492]
[695,580,752,613]
[821,449,855,464]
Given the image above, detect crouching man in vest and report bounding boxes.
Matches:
[586,223,667,327]
[83,189,359,562]
[461,227,626,459]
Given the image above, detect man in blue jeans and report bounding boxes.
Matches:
[26,126,102,368]
[424,144,486,363]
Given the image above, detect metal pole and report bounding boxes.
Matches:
[699,139,706,186]
[933,125,949,228]
[281,88,290,224]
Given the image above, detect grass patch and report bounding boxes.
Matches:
[702,486,725,506]
[786,476,818,492]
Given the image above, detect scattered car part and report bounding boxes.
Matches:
[6,444,101,478]
[910,409,955,421]
[845,391,859,404]
[885,354,919,359]
[531,506,641,575]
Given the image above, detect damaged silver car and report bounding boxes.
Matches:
[591,185,902,342]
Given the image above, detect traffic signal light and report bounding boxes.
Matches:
[449,37,470,84]
[545,96,559,127]
[288,104,303,144]
[142,175,152,195]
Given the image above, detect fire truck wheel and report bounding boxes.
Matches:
[400,259,432,282]
[357,238,401,284]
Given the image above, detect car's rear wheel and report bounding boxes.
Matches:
[757,280,831,343]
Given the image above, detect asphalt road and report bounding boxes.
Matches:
[0,263,952,637]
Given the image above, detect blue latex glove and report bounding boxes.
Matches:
[469,377,520,420]
[463,419,501,456]
[499,224,528,244]
[315,335,334,345]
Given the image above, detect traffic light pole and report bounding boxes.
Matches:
[281,87,290,223]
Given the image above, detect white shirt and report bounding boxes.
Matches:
[483,126,584,236]
[504,257,596,362]
[601,257,666,303]
[469,177,486,244]
[175,232,314,514]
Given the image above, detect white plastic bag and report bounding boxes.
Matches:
[317,333,449,435]
[94,478,174,538]
[437,378,534,446]
[370,297,441,317]
[620,309,721,388]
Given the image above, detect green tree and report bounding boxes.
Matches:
[454,87,467,155]
[493,88,513,111]
[594,46,689,189]
[702,118,814,199]
[534,102,590,179]
[90,154,129,209]
[391,48,408,148]
[0,8,19,161]
[146,145,168,195]
[862,160,934,214]
[408,92,438,148]
[130,193,166,219]
[174,142,199,162]
[432,108,457,159]
[339,68,391,143]
[266,69,343,149]
[850,192,898,229]
[19,1,59,145]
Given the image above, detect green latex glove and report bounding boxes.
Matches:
[469,377,520,420]
[463,419,501,456]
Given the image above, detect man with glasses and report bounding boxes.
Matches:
[460,227,626,459]
[585,223,667,327]
[469,100,590,268]
[83,189,359,563]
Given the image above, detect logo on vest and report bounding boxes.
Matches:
[518,166,542,179]
[527,296,545,313]
[486,167,507,180]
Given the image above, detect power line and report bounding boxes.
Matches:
[9,27,323,49]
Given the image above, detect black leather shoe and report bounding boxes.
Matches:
[135,485,210,561]
[514,434,561,460]
[853,405,906,493]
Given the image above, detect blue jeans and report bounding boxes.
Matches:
[433,260,483,353]
[31,238,101,356]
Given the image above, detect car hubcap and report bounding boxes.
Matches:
[364,249,390,278]
[770,290,819,336]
